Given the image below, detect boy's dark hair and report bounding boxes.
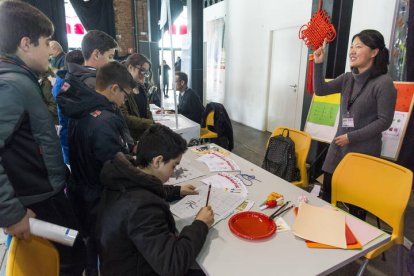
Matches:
[96,61,136,91]
[81,30,118,60]
[352,29,389,78]
[136,124,187,167]
[175,71,188,85]
[0,1,54,54]
[125,53,152,70]
[65,49,84,65]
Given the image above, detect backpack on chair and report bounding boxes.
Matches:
[262,128,300,182]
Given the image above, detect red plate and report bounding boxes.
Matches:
[228,211,276,240]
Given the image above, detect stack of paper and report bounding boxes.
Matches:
[345,213,384,246]
[292,203,347,249]
[165,164,205,185]
[191,144,229,156]
[292,203,385,249]
[196,152,240,172]
[170,185,246,225]
[200,172,248,197]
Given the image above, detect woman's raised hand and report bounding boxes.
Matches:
[313,39,327,64]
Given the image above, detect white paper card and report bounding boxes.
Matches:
[196,152,240,172]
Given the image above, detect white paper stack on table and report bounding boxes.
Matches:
[292,203,385,248]
[196,152,240,172]
[166,164,205,185]
[293,203,347,248]
[171,185,246,225]
[200,172,248,197]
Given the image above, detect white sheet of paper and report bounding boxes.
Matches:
[345,214,385,246]
[276,217,291,232]
[292,203,347,249]
[170,185,246,225]
[235,199,254,213]
[320,205,385,246]
[196,152,240,172]
[310,185,321,197]
[165,164,205,185]
[200,172,248,197]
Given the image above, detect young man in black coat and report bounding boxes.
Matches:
[96,124,214,276]
[57,61,135,275]
[176,71,205,124]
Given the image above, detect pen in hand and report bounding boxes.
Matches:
[205,184,212,207]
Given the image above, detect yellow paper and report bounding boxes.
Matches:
[292,203,347,249]
[313,93,341,104]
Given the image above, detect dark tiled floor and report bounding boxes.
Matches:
[232,121,271,167]
[231,120,414,276]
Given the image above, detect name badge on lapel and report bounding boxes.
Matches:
[342,112,354,128]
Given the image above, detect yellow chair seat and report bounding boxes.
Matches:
[200,110,218,139]
[200,128,218,139]
[7,236,59,276]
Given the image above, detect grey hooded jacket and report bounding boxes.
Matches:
[0,55,68,227]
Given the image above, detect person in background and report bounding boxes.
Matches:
[0,1,85,274]
[52,49,84,165]
[147,70,162,107]
[49,40,65,70]
[40,67,58,124]
[68,30,117,90]
[313,30,396,220]
[176,71,205,124]
[123,53,154,141]
[64,49,84,66]
[56,30,120,276]
[96,124,214,275]
[57,30,117,169]
[58,61,135,276]
[160,59,171,97]
[175,56,181,72]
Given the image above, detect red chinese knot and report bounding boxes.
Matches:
[299,0,336,50]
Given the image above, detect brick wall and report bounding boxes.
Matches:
[114,0,149,56]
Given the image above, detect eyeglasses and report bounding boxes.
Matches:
[117,85,132,96]
[109,83,132,96]
[135,66,150,77]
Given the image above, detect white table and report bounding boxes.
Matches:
[153,113,200,143]
[149,104,160,112]
[174,146,390,276]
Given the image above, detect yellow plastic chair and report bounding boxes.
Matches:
[331,153,413,276]
[6,236,59,276]
[200,110,218,139]
[268,127,311,188]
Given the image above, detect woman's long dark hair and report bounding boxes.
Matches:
[352,29,389,78]
[125,53,152,71]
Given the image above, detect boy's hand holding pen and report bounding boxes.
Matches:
[195,184,214,228]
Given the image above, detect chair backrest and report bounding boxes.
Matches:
[269,127,312,186]
[332,153,413,249]
[6,236,59,276]
[206,111,215,128]
[202,102,234,151]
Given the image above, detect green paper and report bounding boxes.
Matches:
[308,101,339,126]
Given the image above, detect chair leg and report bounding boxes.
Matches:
[357,258,369,276]
[397,244,403,276]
